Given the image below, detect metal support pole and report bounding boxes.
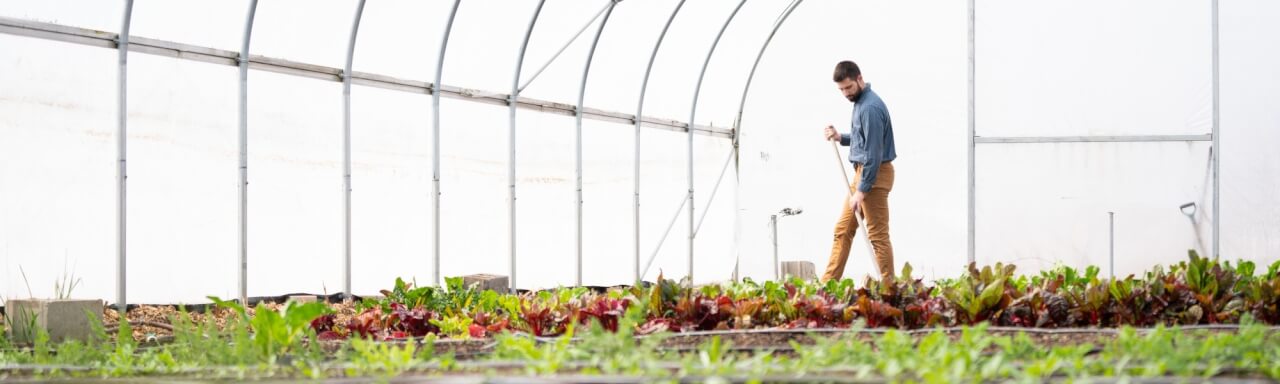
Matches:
[966,0,977,265]
[518,1,613,93]
[688,0,747,284]
[115,0,134,315]
[433,0,461,287]
[771,214,779,281]
[731,0,802,281]
[510,0,547,293]
[1109,211,1115,280]
[341,0,366,300]
[1211,0,1220,259]
[635,0,687,284]
[237,0,259,306]
[577,0,618,287]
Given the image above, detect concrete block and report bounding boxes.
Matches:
[6,299,103,344]
[781,261,817,280]
[461,274,510,292]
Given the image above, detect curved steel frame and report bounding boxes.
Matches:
[237,0,259,305]
[730,0,803,281]
[510,0,547,293]
[576,0,620,287]
[686,0,747,283]
[433,0,462,287]
[634,0,687,284]
[115,0,134,314]
[341,0,367,299]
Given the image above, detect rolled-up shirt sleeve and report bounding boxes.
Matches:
[839,133,852,146]
[856,107,888,193]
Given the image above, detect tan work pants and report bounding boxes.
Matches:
[822,161,894,283]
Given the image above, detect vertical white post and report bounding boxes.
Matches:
[1109,211,1115,280]
[238,0,259,305]
[966,0,977,265]
[731,0,803,281]
[771,214,779,280]
[433,0,462,286]
[635,0,687,284]
[341,0,367,299]
[1211,0,1220,259]
[510,1,547,293]
[687,0,747,284]
[116,0,135,315]
[576,1,618,287]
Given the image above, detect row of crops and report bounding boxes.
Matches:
[1,252,1278,381]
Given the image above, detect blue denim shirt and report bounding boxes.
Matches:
[838,83,896,193]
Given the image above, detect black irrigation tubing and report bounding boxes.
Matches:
[102,320,175,332]
[95,292,365,314]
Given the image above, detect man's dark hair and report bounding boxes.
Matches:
[833,61,861,82]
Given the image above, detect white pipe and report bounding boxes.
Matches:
[116,0,135,315]
[237,0,259,305]
[966,0,976,265]
[634,0,687,285]
[341,0,367,299]
[432,0,462,287]
[509,0,547,293]
[576,0,619,287]
[687,0,747,284]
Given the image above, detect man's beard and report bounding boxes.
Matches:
[845,86,861,102]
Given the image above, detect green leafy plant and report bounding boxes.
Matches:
[429,314,473,339]
[344,334,429,379]
[942,262,1016,324]
[210,296,330,359]
[366,277,438,313]
[53,262,82,300]
[1243,261,1280,323]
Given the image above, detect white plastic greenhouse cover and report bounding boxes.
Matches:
[1,0,1277,305]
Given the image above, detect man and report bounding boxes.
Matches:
[822,60,896,283]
